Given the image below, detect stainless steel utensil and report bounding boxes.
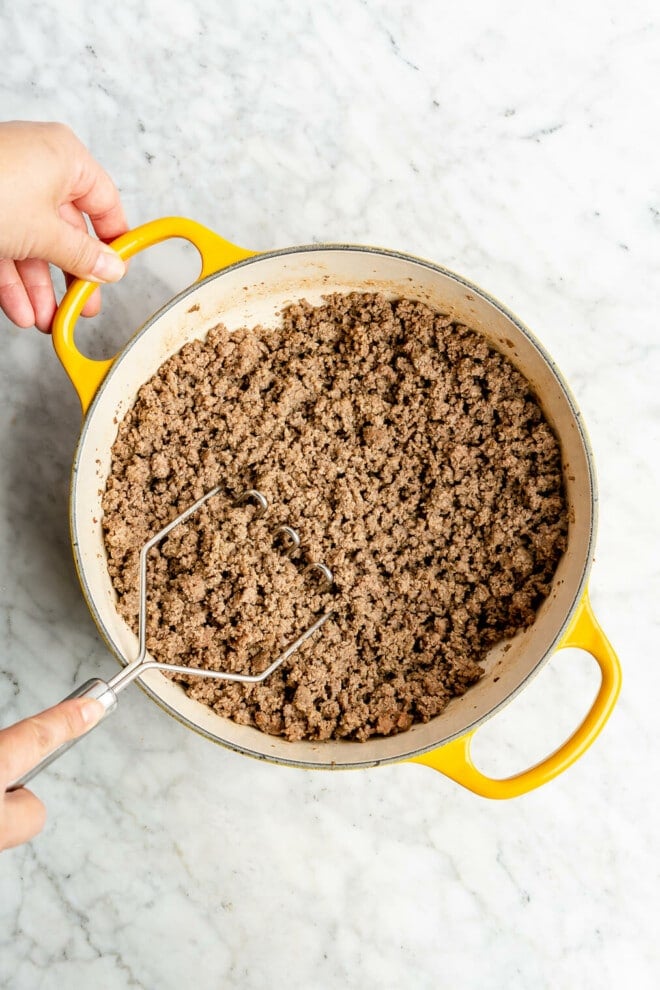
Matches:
[8,486,334,791]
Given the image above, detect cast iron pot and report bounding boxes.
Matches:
[23,217,623,799]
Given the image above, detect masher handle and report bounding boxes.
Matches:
[7,678,118,792]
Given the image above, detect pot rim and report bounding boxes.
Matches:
[70,243,598,768]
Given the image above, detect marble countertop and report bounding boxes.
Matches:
[1,1,658,987]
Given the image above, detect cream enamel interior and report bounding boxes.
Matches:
[70,246,595,769]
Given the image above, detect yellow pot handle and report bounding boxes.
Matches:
[51,216,256,415]
[410,589,621,798]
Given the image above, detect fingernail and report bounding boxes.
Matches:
[80,699,105,727]
[90,246,126,283]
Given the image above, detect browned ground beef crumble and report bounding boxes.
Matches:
[102,293,568,742]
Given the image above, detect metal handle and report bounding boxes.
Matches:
[7,678,118,792]
[410,589,622,798]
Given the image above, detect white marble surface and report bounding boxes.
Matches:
[0,0,658,987]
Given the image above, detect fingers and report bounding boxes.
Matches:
[81,287,102,318]
[0,698,104,788]
[0,258,35,328]
[63,273,102,319]
[69,145,128,243]
[41,189,125,283]
[14,259,57,333]
[0,697,104,852]
[60,208,103,318]
[0,788,46,851]
[0,256,98,333]
[0,122,129,329]
[44,215,126,284]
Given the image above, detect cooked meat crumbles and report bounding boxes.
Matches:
[102,293,568,741]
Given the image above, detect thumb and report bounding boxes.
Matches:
[44,216,126,283]
[0,698,104,789]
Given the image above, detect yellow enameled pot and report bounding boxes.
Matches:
[51,217,621,799]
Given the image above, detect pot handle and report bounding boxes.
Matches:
[51,217,256,414]
[409,589,621,798]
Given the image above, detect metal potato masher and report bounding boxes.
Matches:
[8,487,334,791]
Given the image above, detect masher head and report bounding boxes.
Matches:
[110,486,334,692]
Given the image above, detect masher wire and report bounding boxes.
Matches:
[107,486,334,696]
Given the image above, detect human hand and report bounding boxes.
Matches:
[0,697,103,851]
[0,120,128,333]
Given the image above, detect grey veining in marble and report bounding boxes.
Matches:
[1,0,659,987]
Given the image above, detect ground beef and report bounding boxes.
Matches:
[102,293,567,742]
